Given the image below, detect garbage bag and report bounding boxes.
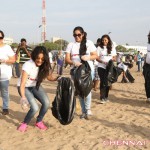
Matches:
[106,60,120,85]
[125,69,135,83]
[74,61,93,99]
[124,62,133,69]
[51,77,76,125]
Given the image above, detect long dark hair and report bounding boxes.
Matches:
[100,34,113,54]
[31,46,51,89]
[0,30,5,38]
[148,32,150,44]
[96,38,101,47]
[73,26,87,56]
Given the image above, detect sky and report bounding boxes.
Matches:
[1,0,150,46]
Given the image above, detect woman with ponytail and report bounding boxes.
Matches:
[17,46,59,132]
[65,26,97,119]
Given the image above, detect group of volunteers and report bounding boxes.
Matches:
[0,28,150,132]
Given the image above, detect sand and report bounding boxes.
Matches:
[0,63,150,150]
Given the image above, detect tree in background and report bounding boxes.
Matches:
[11,38,69,52]
[116,45,127,52]
[54,39,69,50]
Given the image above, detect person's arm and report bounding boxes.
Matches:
[112,55,116,61]
[65,53,74,65]
[47,70,60,81]
[65,53,82,67]
[0,55,16,64]
[96,54,107,64]
[23,47,31,57]
[20,70,28,99]
[90,51,98,60]
[81,51,98,61]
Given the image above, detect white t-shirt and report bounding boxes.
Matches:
[118,62,128,72]
[0,44,15,80]
[17,59,39,87]
[49,52,53,64]
[66,40,97,72]
[97,46,116,69]
[146,44,150,64]
[116,54,122,63]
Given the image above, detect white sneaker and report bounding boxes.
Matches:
[100,99,106,104]
[87,109,92,115]
[146,98,150,103]
[86,110,92,120]
[105,98,110,102]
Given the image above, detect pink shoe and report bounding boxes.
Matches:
[35,121,48,130]
[17,123,27,132]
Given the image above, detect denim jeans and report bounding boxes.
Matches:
[0,80,9,109]
[57,64,64,75]
[78,71,94,114]
[15,62,20,77]
[137,61,141,71]
[18,86,50,124]
[12,62,20,77]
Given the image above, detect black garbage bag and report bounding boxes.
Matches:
[125,69,135,83]
[124,62,133,69]
[120,69,135,83]
[74,61,93,99]
[51,77,76,125]
[106,60,121,85]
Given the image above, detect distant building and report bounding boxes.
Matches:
[51,37,62,43]
[123,45,147,54]
[3,37,13,45]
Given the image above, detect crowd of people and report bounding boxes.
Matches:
[0,28,150,132]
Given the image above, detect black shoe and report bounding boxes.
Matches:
[2,109,9,115]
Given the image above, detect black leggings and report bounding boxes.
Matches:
[98,67,110,99]
[143,64,150,98]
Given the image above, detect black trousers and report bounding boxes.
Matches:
[143,64,150,98]
[98,67,110,99]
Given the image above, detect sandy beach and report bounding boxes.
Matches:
[0,63,150,150]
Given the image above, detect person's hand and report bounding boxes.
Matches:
[0,59,6,63]
[81,55,90,61]
[74,62,82,67]
[18,44,22,49]
[102,61,107,65]
[20,97,29,110]
[57,75,62,81]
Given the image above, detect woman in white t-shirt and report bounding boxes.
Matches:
[65,26,97,119]
[0,30,16,115]
[143,32,150,102]
[96,34,116,104]
[17,46,59,132]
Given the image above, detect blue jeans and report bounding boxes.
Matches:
[0,80,9,109]
[18,86,50,124]
[137,61,141,71]
[78,71,94,114]
[15,62,20,77]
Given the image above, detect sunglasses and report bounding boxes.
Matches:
[73,34,82,37]
[0,37,3,39]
